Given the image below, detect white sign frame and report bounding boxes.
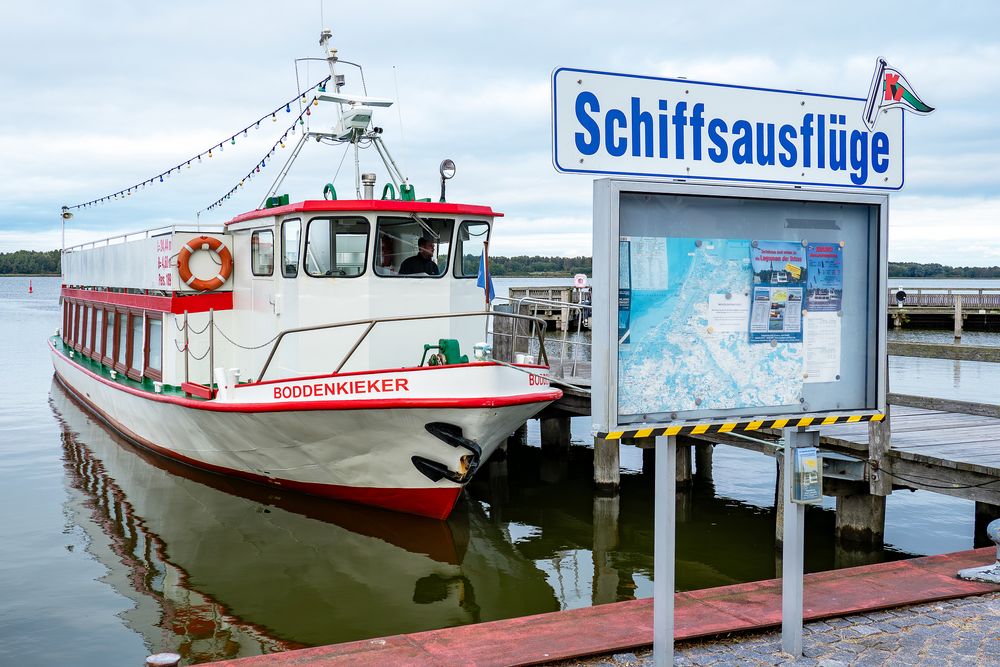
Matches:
[553,67,905,191]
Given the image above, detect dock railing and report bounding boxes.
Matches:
[492,296,591,385]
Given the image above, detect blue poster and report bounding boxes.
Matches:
[806,243,844,312]
[749,241,805,344]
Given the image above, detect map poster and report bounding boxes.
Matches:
[751,241,806,286]
[749,285,804,343]
[616,236,804,417]
[806,243,844,312]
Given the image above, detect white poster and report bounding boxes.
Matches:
[707,293,750,334]
[804,311,842,383]
[629,237,668,290]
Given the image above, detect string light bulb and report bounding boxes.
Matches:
[271,113,276,122]
[285,103,291,113]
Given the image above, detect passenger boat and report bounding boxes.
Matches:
[51,32,561,519]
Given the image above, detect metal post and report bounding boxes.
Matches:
[183,311,189,385]
[954,294,963,341]
[208,308,215,390]
[781,426,819,656]
[653,434,677,667]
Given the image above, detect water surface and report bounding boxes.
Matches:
[0,276,988,666]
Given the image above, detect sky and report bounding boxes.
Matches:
[1,1,998,264]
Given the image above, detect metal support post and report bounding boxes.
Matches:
[781,426,819,657]
[183,311,189,385]
[208,308,215,390]
[653,434,677,667]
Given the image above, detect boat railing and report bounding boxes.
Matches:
[62,223,226,254]
[491,296,591,381]
[254,310,551,383]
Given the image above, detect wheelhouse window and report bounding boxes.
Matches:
[145,315,162,381]
[304,217,369,278]
[455,220,491,277]
[281,219,301,278]
[374,217,454,277]
[251,229,274,276]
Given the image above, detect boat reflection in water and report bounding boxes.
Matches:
[51,379,557,663]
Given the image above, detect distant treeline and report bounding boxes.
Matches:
[0,250,60,275]
[5,250,1000,279]
[887,262,1000,278]
[486,256,592,276]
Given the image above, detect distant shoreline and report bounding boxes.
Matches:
[0,273,59,277]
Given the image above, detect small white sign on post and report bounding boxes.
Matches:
[552,67,905,190]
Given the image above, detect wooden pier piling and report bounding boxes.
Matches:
[594,437,620,493]
[694,444,714,483]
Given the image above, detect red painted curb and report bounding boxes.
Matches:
[206,547,1000,667]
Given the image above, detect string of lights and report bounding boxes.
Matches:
[200,88,334,214]
[66,76,331,211]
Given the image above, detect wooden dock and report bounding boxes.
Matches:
[888,285,1000,337]
[527,339,1000,546]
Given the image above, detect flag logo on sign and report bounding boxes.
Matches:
[863,58,935,131]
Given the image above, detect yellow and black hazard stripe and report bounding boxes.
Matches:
[597,413,884,441]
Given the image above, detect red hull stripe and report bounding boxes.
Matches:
[61,287,233,314]
[55,372,462,519]
[50,340,562,413]
[226,199,503,226]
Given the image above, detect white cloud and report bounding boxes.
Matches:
[1,1,998,268]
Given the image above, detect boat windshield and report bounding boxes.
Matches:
[374,217,453,278]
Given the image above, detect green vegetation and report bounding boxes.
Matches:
[482,256,592,277]
[888,262,1000,278]
[0,250,60,275]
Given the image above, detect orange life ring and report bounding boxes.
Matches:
[178,236,233,291]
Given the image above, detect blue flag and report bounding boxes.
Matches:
[476,249,495,302]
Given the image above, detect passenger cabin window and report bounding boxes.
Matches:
[92,309,104,360]
[304,217,369,277]
[455,221,491,277]
[281,219,301,278]
[145,315,162,380]
[103,310,115,364]
[374,217,454,277]
[251,229,274,276]
[116,310,128,369]
[129,312,143,378]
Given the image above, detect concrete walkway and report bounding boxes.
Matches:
[551,591,1000,666]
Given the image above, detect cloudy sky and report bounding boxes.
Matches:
[1,1,998,264]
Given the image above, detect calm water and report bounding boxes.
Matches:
[0,276,989,666]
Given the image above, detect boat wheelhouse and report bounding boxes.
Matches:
[52,33,561,519]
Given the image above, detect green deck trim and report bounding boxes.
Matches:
[51,335,203,400]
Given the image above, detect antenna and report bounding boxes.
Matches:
[393,65,405,149]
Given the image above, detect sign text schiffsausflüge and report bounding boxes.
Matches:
[552,68,904,190]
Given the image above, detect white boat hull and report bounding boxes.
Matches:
[51,340,560,518]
